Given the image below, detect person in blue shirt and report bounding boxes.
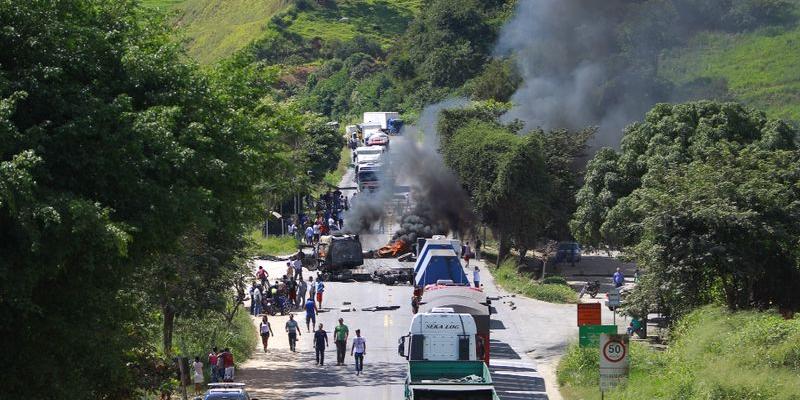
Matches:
[613,267,625,288]
[305,296,317,333]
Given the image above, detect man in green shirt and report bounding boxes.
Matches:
[334,318,349,365]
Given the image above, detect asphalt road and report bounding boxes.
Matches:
[235,134,625,400]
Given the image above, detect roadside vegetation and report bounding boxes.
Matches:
[250,230,300,257]
[491,260,577,304]
[0,1,341,398]
[558,306,800,399]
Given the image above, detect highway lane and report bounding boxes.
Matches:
[236,133,563,399]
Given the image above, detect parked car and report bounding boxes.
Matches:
[554,241,581,264]
[196,383,259,400]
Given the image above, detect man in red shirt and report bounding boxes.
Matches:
[222,348,235,382]
[208,347,219,383]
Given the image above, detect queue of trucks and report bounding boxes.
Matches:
[397,239,499,399]
[349,111,402,193]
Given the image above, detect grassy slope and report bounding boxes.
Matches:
[558,306,800,399]
[491,259,578,304]
[141,0,419,64]
[283,0,420,46]
[661,24,800,121]
[140,0,288,64]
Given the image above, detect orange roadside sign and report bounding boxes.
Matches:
[577,303,601,326]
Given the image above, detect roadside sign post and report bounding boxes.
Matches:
[599,333,629,398]
[579,325,617,347]
[577,302,601,326]
[607,288,621,324]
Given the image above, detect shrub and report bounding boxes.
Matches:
[542,276,569,286]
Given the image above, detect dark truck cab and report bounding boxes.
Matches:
[317,234,364,271]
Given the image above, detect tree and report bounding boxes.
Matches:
[0,1,291,396]
[572,101,800,317]
[439,102,592,265]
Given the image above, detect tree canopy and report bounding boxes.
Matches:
[0,1,320,397]
[571,101,800,316]
[438,102,592,262]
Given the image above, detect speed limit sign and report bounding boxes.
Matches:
[599,333,629,390]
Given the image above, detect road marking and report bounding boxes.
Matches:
[384,314,392,327]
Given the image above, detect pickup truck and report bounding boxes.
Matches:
[404,360,499,400]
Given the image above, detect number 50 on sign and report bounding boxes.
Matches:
[599,333,629,391]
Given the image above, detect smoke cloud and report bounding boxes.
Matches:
[343,98,475,244]
[495,0,667,149]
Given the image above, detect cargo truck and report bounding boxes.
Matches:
[404,361,498,400]
[363,112,400,130]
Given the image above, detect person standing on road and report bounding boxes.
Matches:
[216,349,225,382]
[314,323,329,366]
[312,221,321,243]
[286,314,301,352]
[256,266,268,287]
[462,242,472,268]
[305,297,317,332]
[316,278,325,309]
[249,282,257,315]
[305,224,314,245]
[613,267,625,288]
[475,238,482,261]
[259,316,274,353]
[351,329,366,375]
[334,318,349,365]
[208,347,219,383]
[297,277,307,308]
[221,348,234,382]
[288,277,297,310]
[473,266,481,288]
[192,356,204,395]
[252,286,262,316]
[293,257,303,280]
[308,276,317,306]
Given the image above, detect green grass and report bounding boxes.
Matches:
[490,259,577,304]
[250,230,300,256]
[178,0,288,64]
[144,0,420,64]
[276,0,419,48]
[139,0,186,8]
[557,306,800,399]
[323,145,351,188]
[174,305,258,366]
[661,26,800,121]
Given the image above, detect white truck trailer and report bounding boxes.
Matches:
[363,112,400,130]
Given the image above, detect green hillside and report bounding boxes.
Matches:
[661,26,800,121]
[140,0,420,64]
[141,0,288,64]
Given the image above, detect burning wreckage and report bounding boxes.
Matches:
[317,210,453,285]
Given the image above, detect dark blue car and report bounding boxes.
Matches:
[554,242,581,265]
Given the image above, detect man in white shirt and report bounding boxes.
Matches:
[350,329,366,375]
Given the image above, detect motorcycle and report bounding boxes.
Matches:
[579,280,600,299]
[264,297,277,316]
[275,295,290,315]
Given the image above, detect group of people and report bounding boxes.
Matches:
[249,271,325,316]
[260,312,367,375]
[287,189,349,245]
[187,347,235,395]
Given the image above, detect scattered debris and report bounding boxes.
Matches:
[360,305,401,312]
[398,252,416,262]
[343,301,351,305]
